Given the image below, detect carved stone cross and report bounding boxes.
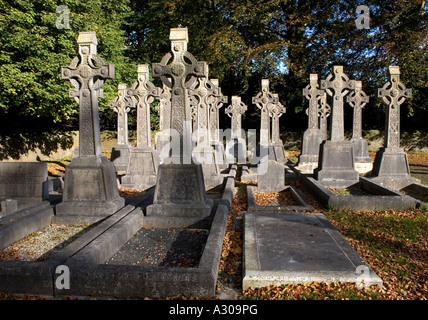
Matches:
[347,80,369,140]
[253,79,279,145]
[152,28,205,158]
[127,64,162,148]
[208,78,228,143]
[378,66,412,149]
[61,31,114,157]
[110,83,135,146]
[303,74,324,131]
[320,66,355,141]
[268,94,286,144]
[225,96,247,140]
[318,92,331,140]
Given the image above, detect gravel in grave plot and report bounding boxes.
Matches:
[106,227,209,268]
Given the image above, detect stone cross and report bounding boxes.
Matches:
[252,79,279,145]
[208,78,228,143]
[347,80,369,140]
[320,66,355,141]
[127,64,162,148]
[156,84,171,132]
[378,66,412,149]
[61,31,114,157]
[152,27,206,158]
[268,94,286,144]
[110,83,135,146]
[225,96,247,140]
[318,92,331,140]
[303,74,324,130]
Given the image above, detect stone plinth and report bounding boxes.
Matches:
[145,163,214,228]
[257,160,285,192]
[55,156,125,224]
[296,128,324,173]
[120,147,160,190]
[315,140,359,187]
[352,137,373,174]
[110,144,132,174]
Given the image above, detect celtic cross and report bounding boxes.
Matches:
[303,74,324,131]
[253,79,279,145]
[225,96,247,140]
[318,92,331,140]
[208,78,228,143]
[347,80,369,140]
[61,31,114,157]
[378,66,412,149]
[127,64,162,148]
[268,94,286,144]
[320,66,355,141]
[110,83,135,146]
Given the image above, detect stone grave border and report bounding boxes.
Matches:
[0,166,236,299]
[247,185,313,212]
[399,183,428,208]
[299,174,417,211]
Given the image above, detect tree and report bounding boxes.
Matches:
[0,0,136,132]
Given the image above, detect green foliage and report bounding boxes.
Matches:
[0,0,136,126]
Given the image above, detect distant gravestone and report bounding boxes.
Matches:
[296,74,324,173]
[257,159,285,192]
[55,31,124,224]
[225,96,247,164]
[318,92,331,140]
[371,66,420,189]
[188,64,223,188]
[268,94,287,163]
[146,27,213,227]
[110,83,135,174]
[314,66,359,187]
[121,64,162,190]
[347,80,373,174]
[0,162,48,212]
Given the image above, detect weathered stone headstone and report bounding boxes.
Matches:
[315,66,359,187]
[121,64,162,190]
[188,64,223,188]
[347,80,373,174]
[296,74,324,173]
[268,94,287,163]
[209,78,228,170]
[0,162,48,212]
[257,159,285,192]
[55,31,124,224]
[146,27,213,227]
[225,96,247,163]
[318,91,331,140]
[371,66,420,189]
[109,83,135,174]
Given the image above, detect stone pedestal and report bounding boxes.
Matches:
[145,163,213,228]
[225,138,246,164]
[55,156,125,224]
[257,160,285,192]
[352,138,373,174]
[212,141,228,171]
[120,147,160,190]
[296,128,324,173]
[110,144,132,174]
[371,147,420,190]
[268,143,287,164]
[192,146,224,189]
[315,140,359,187]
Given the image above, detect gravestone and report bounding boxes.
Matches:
[188,64,223,188]
[252,79,286,164]
[318,92,331,140]
[257,159,285,192]
[296,74,324,173]
[0,162,48,212]
[225,96,247,164]
[209,79,228,170]
[110,83,135,174]
[121,64,162,190]
[371,66,420,189]
[315,66,359,187]
[155,83,171,159]
[268,94,287,163]
[55,31,124,224]
[146,27,213,227]
[347,80,373,174]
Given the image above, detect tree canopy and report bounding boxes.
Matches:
[0,0,426,133]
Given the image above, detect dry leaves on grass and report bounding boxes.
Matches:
[254,190,298,206]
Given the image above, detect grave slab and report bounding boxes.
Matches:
[243,212,383,290]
